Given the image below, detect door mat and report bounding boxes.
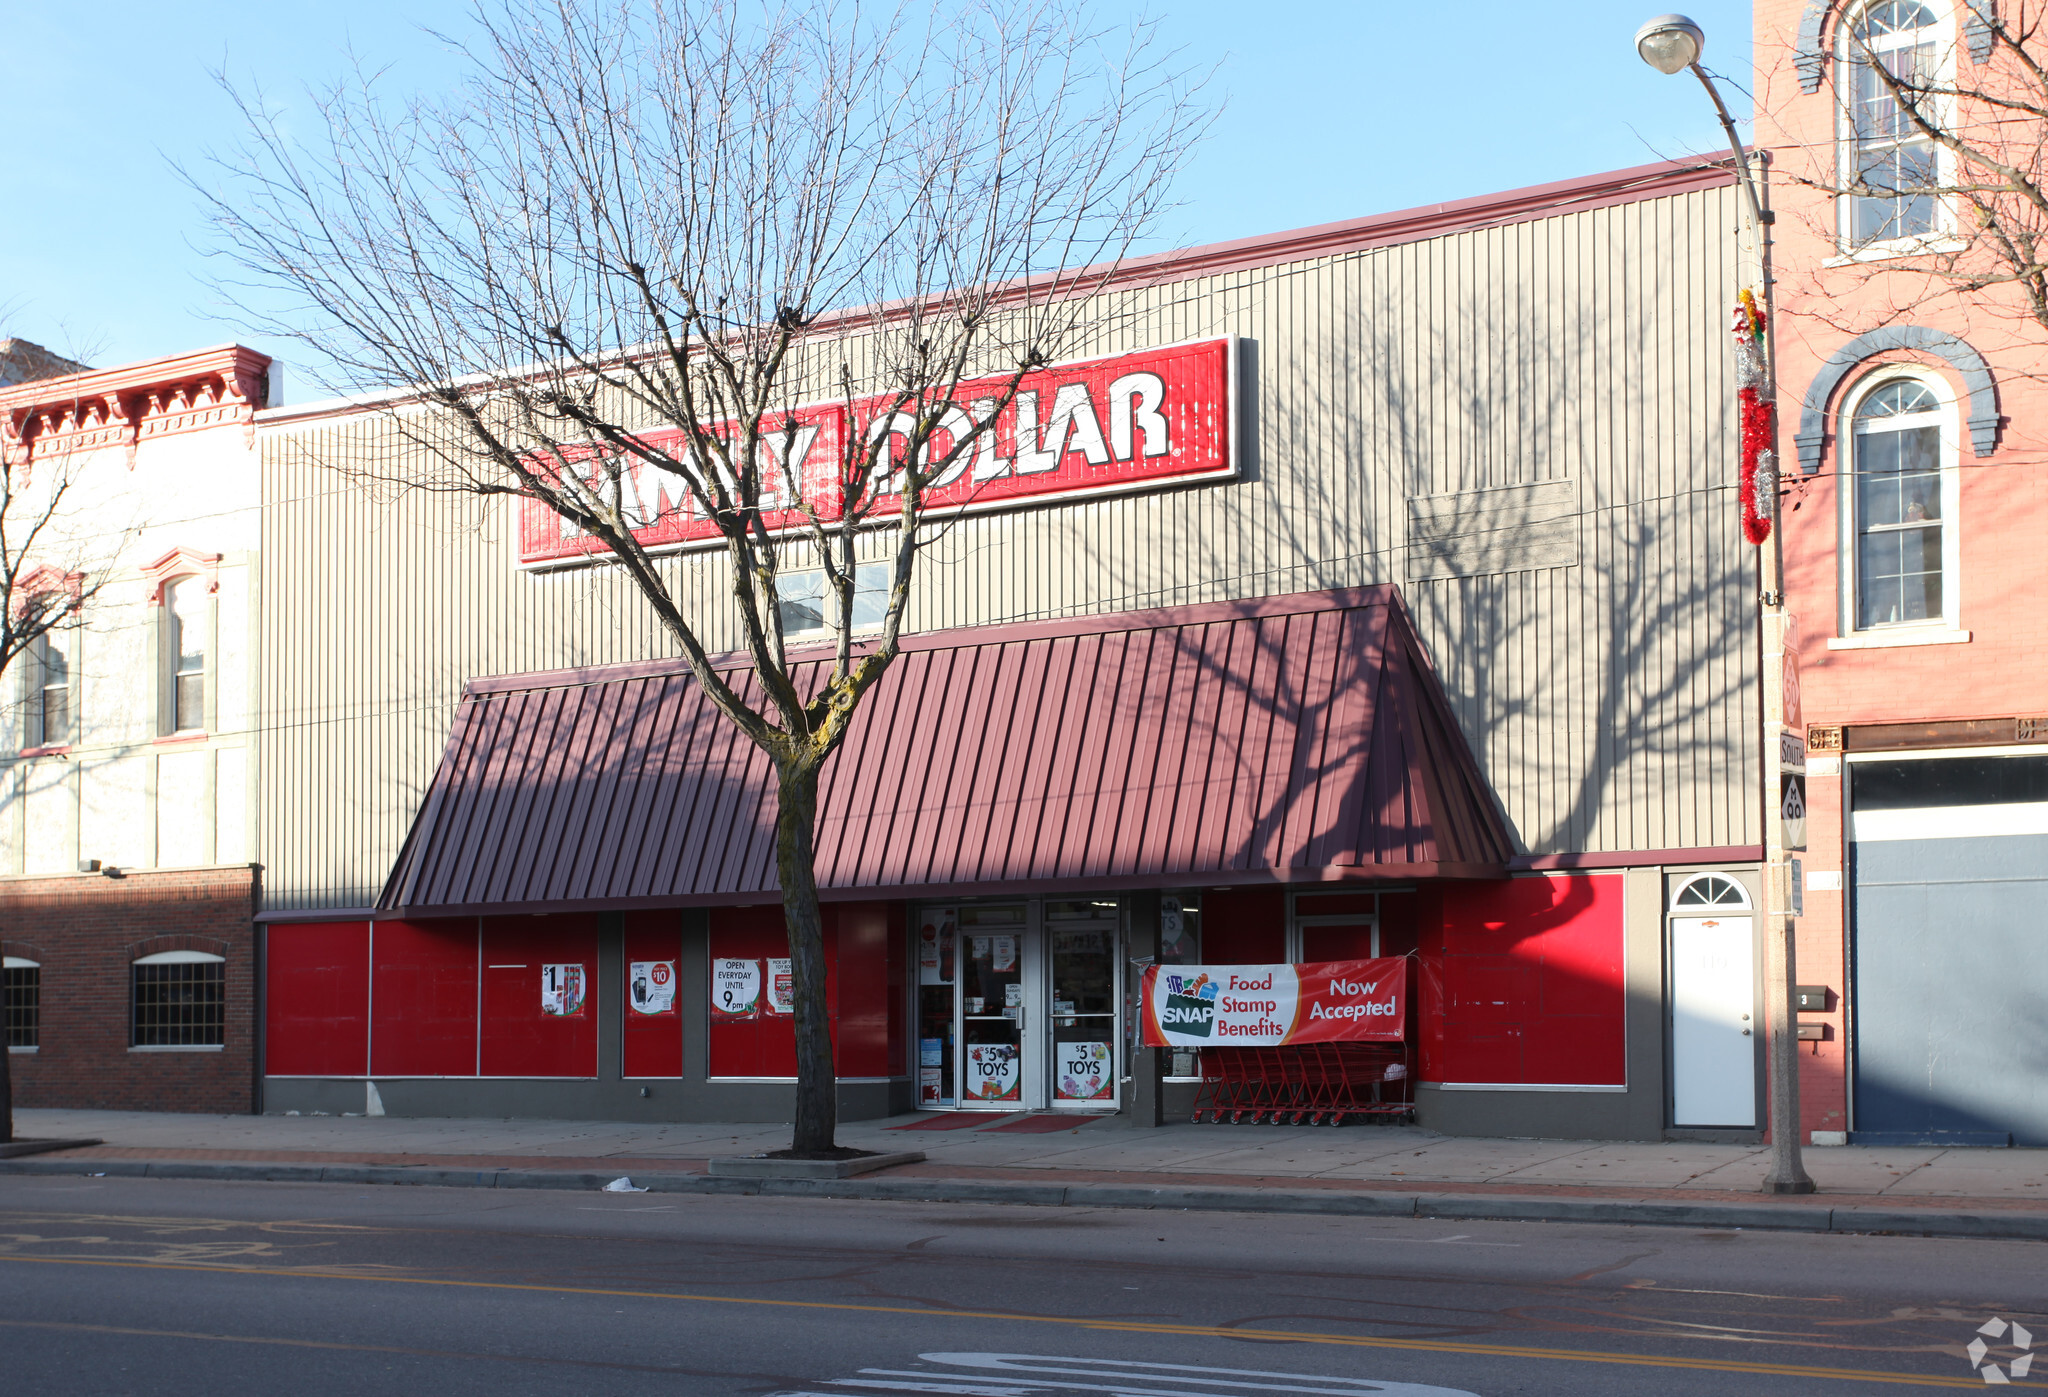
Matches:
[885,1113,996,1131]
[982,1113,1104,1134]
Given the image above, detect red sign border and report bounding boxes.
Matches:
[517,334,1240,572]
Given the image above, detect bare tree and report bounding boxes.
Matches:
[0,351,138,1145]
[1779,1,2048,345]
[193,0,1207,1153]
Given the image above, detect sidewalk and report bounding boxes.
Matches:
[6,1108,2046,1241]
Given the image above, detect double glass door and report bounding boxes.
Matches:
[915,899,1121,1111]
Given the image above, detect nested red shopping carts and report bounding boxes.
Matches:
[1190,1042,1413,1125]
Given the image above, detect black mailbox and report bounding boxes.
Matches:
[1794,985,1830,1011]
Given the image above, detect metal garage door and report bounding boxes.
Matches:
[1851,752,2048,1146]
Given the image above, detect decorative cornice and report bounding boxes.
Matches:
[0,345,272,471]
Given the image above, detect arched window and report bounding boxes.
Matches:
[132,950,225,1048]
[1671,873,1751,910]
[1843,373,1958,631]
[1841,0,1949,246]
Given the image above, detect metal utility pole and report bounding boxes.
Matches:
[1636,12,1814,1194]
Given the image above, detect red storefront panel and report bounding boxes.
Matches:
[706,905,825,1078]
[1200,887,1286,963]
[265,922,370,1076]
[622,910,685,1078]
[480,916,600,1077]
[1429,875,1626,1087]
[834,902,902,1077]
[371,919,479,1077]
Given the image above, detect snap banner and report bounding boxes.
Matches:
[1139,958,1407,1047]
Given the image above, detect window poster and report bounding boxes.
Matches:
[541,964,587,1017]
[711,958,763,1018]
[991,935,1018,972]
[918,907,956,985]
[1056,1041,1114,1101]
[628,960,677,1016]
[766,957,794,1015]
[966,1043,1021,1102]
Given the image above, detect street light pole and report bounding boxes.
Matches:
[1636,14,1815,1195]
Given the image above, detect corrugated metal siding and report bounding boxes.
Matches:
[258,178,1754,910]
[379,588,1509,913]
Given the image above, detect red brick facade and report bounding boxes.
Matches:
[3,866,259,1113]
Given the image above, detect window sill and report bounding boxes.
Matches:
[15,745,71,760]
[7,1045,36,1055]
[1824,235,1965,266]
[129,1043,224,1053]
[151,731,211,747]
[1826,628,1971,651]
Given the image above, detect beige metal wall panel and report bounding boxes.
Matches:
[257,181,1756,910]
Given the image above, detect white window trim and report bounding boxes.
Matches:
[2,956,39,969]
[1835,0,1958,254]
[1837,368,1961,637]
[1825,627,1970,649]
[134,949,225,965]
[1670,871,1753,911]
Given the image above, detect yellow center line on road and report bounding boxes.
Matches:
[0,1252,2014,1390]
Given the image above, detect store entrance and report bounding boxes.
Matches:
[914,899,1122,1111]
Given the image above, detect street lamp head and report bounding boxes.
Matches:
[1636,14,1705,74]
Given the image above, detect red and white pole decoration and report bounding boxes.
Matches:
[1733,289,1775,545]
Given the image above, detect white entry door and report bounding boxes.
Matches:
[1670,914,1757,1128]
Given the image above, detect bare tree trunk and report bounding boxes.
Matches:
[776,762,837,1154]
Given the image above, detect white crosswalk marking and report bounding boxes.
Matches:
[771,1352,1482,1397]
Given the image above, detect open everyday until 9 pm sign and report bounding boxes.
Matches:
[1138,959,1408,1047]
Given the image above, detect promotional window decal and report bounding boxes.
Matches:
[541,964,587,1018]
[1056,1042,1114,1101]
[1139,959,1408,1047]
[991,935,1017,972]
[918,908,956,985]
[628,960,676,1016]
[765,957,794,1015]
[711,958,763,1019]
[518,338,1236,569]
[965,1043,1021,1102]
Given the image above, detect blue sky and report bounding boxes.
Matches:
[2,0,1752,373]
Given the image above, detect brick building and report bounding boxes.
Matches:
[1757,0,2048,1144]
[1,347,274,1115]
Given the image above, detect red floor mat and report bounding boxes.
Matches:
[982,1113,1104,1134]
[884,1112,997,1131]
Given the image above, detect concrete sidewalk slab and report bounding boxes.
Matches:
[6,1107,2045,1243]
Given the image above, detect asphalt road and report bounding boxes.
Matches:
[1,1175,2042,1395]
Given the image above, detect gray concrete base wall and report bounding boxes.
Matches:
[262,1075,911,1123]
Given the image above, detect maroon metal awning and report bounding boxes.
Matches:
[377,586,1511,915]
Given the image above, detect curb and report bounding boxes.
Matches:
[5,1156,2047,1242]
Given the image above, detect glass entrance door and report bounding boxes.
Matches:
[1045,900,1120,1110]
[957,903,1038,1108]
[915,898,1123,1113]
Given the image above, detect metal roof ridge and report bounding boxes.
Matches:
[455,584,1405,698]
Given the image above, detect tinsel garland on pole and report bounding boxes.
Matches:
[1733,289,1775,545]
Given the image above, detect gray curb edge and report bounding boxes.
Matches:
[3,1156,2045,1242]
